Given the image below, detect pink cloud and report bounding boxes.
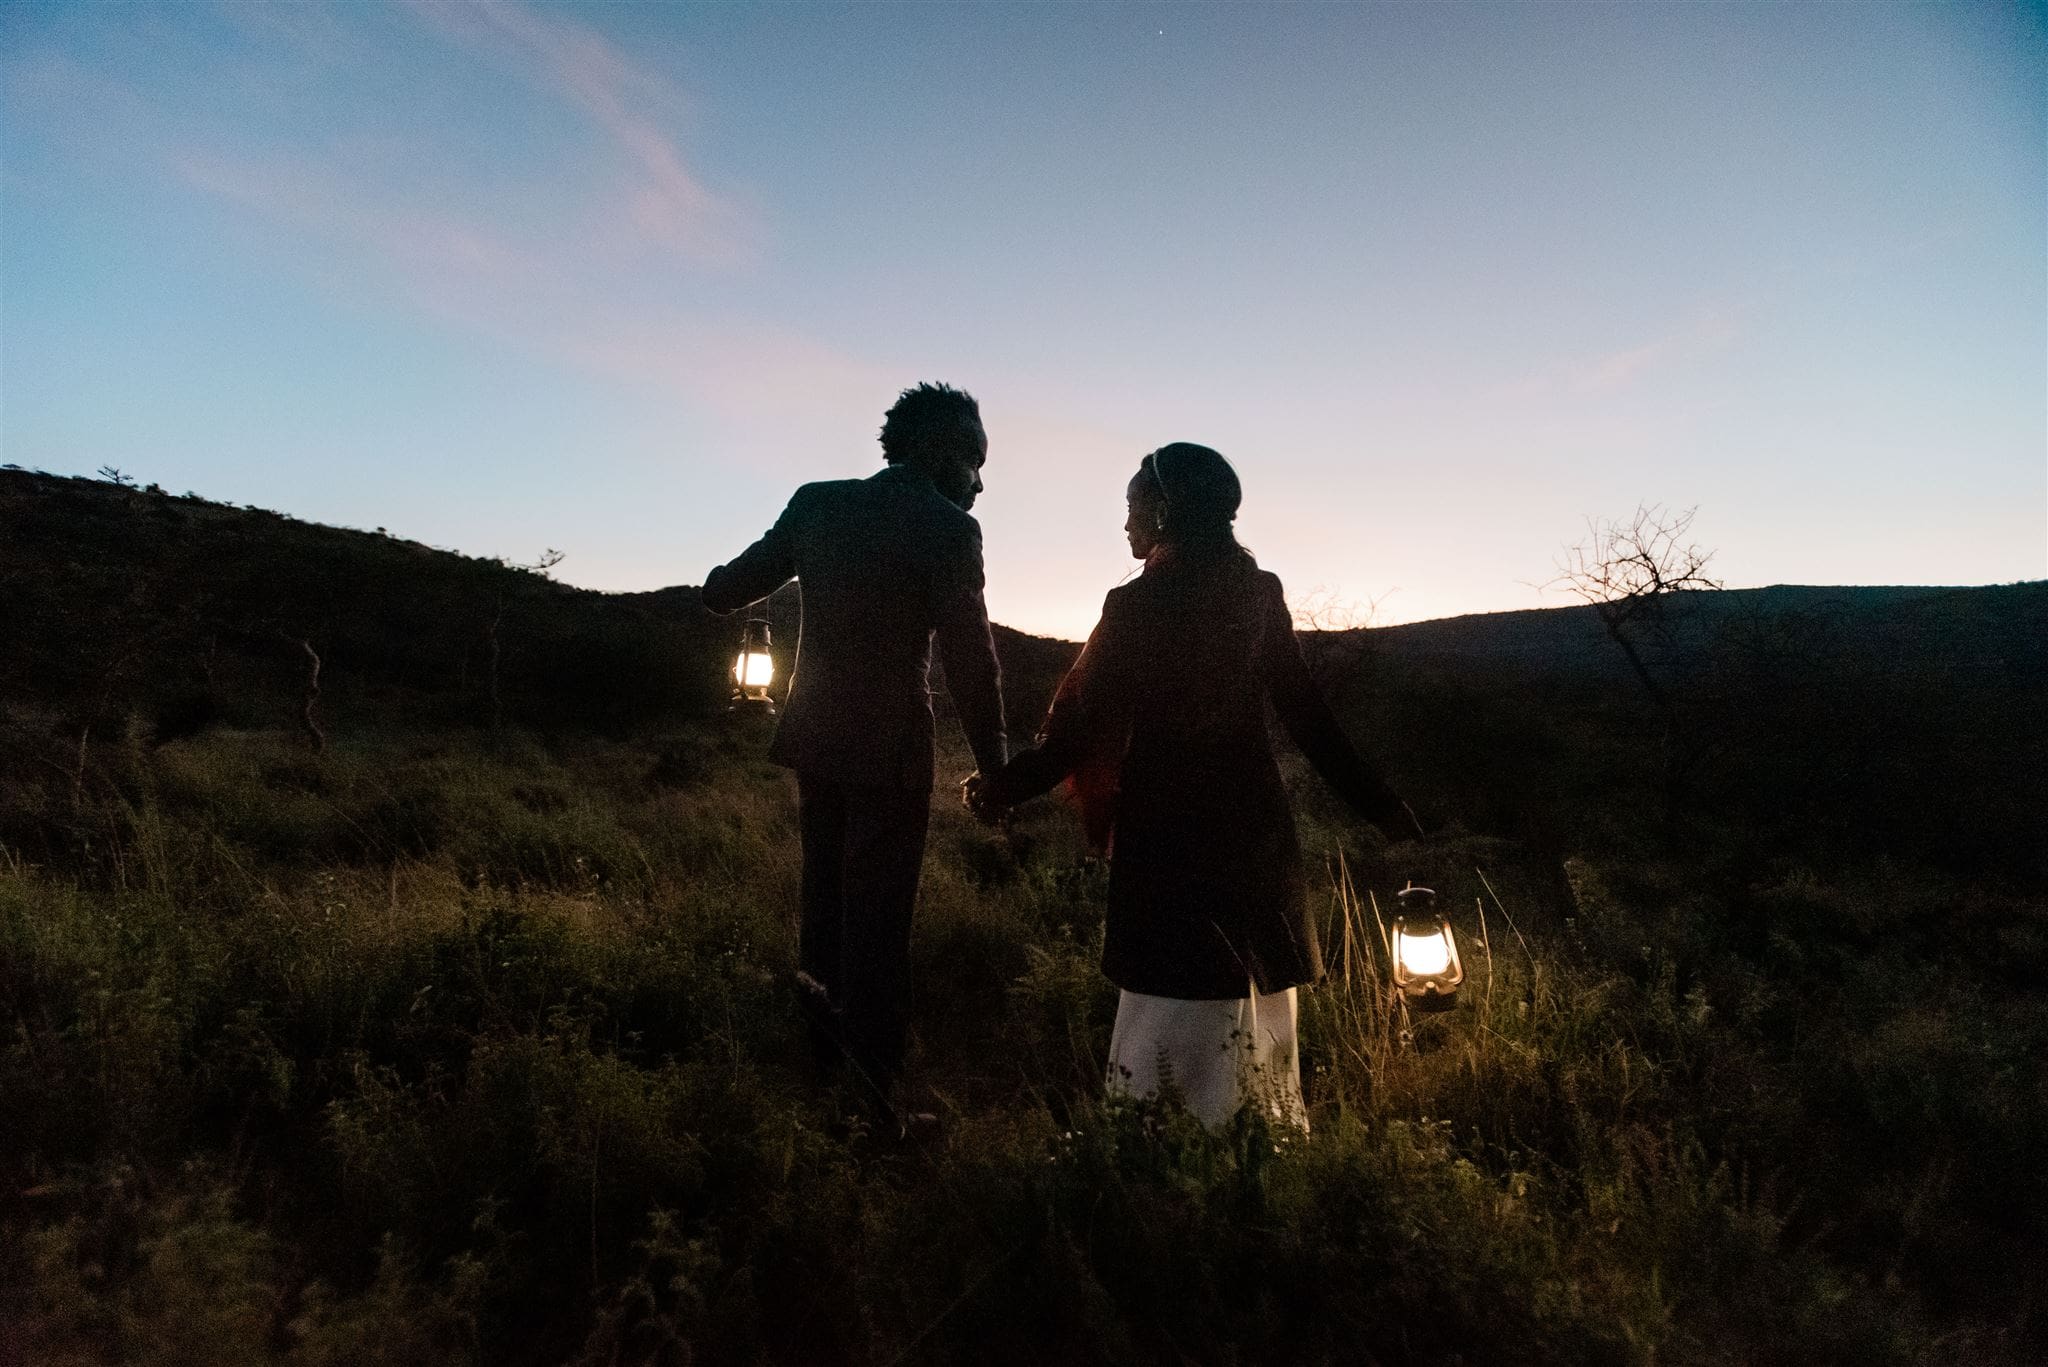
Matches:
[173,144,879,437]
[1,49,159,167]
[174,148,545,285]
[9,3,887,477]
[554,319,903,448]
[1569,306,1739,395]
[172,143,895,460]
[1489,304,1743,403]
[405,0,753,266]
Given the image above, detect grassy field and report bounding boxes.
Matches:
[2,704,2041,1365]
[2,472,2042,1363]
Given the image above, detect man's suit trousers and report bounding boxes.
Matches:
[795,774,930,1096]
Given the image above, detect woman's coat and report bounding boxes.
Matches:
[984,548,1409,999]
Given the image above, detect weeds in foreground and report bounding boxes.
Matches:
[1,721,2040,1364]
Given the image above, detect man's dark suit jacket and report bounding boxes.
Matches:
[702,464,1007,791]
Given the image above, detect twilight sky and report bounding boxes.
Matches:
[3,0,2042,639]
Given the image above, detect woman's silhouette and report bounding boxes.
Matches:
[972,444,1421,1128]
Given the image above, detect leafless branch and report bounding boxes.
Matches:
[1291,585,1392,701]
[506,548,567,578]
[277,632,325,752]
[1549,504,1721,625]
[1546,504,1724,814]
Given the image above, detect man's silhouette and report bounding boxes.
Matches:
[702,382,1006,1116]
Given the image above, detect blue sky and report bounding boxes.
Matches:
[3,0,2042,637]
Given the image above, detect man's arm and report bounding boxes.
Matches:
[702,493,801,614]
[933,517,1008,776]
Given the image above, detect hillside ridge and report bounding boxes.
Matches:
[7,467,2041,732]
[13,466,2033,646]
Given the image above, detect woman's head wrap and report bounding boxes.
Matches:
[1140,443,1242,540]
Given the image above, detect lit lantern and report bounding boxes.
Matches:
[1391,882,1463,1010]
[730,618,776,713]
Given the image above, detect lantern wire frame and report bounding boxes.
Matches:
[1390,891,1464,1010]
[730,618,778,712]
[1317,854,1524,1071]
[1303,854,1573,1138]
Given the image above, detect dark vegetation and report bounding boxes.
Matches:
[2,468,2043,1364]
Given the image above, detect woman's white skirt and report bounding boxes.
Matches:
[1105,983,1307,1131]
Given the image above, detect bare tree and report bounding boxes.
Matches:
[1551,504,1721,707]
[505,548,566,578]
[1550,504,1722,812]
[1291,586,1391,707]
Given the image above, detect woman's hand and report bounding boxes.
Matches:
[960,772,1008,827]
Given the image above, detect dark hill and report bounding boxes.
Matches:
[1369,582,2047,687]
[8,466,2039,737]
[2,468,732,736]
[1,469,1087,742]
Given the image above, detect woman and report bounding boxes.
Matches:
[970,443,1421,1129]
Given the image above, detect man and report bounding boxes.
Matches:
[701,382,1007,1119]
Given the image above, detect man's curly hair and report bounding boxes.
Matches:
[879,382,981,464]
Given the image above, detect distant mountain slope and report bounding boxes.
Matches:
[1,469,733,734]
[1370,582,2047,687]
[1,470,1087,737]
[5,468,2038,742]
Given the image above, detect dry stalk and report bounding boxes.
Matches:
[1475,866,1532,968]
[1476,895,1494,1028]
[486,595,505,732]
[276,633,325,752]
[72,723,90,810]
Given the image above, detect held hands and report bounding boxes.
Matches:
[959,772,1009,828]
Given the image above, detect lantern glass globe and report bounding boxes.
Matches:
[1397,927,1452,977]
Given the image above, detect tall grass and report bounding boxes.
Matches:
[1,717,2039,1364]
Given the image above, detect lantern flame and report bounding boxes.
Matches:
[1390,886,1461,1008]
[734,651,774,688]
[1396,928,1452,977]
